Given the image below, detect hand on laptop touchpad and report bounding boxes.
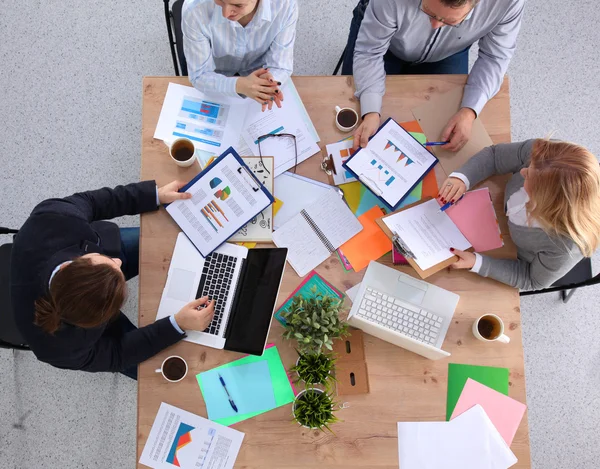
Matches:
[167,268,196,302]
[396,279,426,305]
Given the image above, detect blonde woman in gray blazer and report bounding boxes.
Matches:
[437,139,600,291]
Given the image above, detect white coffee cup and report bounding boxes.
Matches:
[334,106,359,132]
[472,314,510,344]
[164,137,198,168]
[155,355,188,382]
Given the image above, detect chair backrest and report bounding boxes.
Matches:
[164,0,188,76]
[0,243,30,350]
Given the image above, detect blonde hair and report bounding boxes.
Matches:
[526,139,600,257]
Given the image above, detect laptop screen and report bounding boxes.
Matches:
[224,248,287,355]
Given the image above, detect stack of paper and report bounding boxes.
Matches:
[397,405,518,469]
[196,345,295,426]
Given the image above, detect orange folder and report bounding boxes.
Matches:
[339,206,392,272]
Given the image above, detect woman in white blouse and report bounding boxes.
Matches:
[182,0,298,111]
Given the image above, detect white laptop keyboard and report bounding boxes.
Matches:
[356,287,444,345]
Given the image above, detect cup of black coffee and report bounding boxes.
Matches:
[155,355,188,382]
[165,137,197,168]
[472,314,510,344]
[335,106,359,132]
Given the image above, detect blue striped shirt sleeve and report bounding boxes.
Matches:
[261,1,298,85]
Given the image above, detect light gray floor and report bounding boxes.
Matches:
[1,1,599,468]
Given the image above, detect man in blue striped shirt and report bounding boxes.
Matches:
[182,0,298,111]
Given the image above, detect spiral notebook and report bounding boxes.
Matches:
[272,189,362,277]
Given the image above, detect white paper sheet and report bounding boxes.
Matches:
[382,198,471,270]
[140,403,244,469]
[397,405,517,469]
[326,139,357,185]
[154,83,249,154]
[273,189,362,277]
[166,152,272,257]
[241,81,320,176]
[273,172,335,229]
[345,119,437,208]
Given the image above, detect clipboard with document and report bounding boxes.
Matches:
[343,118,438,211]
[166,147,274,257]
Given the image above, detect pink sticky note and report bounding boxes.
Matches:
[443,188,503,252]
[451,378,527,446]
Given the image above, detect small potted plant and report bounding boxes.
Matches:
[292,388,339,432]
[290,351,336,388]
[281,287,348,353]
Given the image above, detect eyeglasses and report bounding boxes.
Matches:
[257,133,298,173]
[419,0,475,28]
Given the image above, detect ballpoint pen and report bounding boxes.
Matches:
[218,373,238,413]
[439,194,464,213]
[424,141,449,146]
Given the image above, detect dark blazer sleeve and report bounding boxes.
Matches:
[76,317,185,373]
[31,180,159,222]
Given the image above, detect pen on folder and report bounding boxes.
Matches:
[425,141,449,146]
[438,194,464,213]
[218,373,238,413]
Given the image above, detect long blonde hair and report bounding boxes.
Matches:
[527,139,600,257]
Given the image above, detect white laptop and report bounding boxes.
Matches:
[347,261,459,360]
[156,233,287,355]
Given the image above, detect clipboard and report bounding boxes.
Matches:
[375,197,473,279]
[166,147,274,257]
[342,117,438,211]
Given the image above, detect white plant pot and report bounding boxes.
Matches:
[292,388,330,430]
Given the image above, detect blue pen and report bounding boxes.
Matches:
[218,373,238,413]
[439,194,464,213]
[425,141,450,146]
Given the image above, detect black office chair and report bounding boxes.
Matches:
[164,0,187,76]
[333,0,371,75]
[519,257,600,303]
[0,228,29,351]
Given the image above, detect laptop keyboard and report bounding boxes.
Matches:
[356,287,444,345]
[195,252,237,335]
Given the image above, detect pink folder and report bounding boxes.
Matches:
[443,188,503,252]
[451,378,527,446]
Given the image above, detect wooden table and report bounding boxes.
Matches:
[138,76,530,468]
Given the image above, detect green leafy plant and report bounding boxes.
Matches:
[290,351,336,387]
[292,389,339,431]
[281,287,348,353]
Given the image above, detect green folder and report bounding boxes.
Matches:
[196,345,295,426]
[446,363,509,421]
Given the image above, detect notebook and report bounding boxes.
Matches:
[451,378,527,446]
[273,189,363,277]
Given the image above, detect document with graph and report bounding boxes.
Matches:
[343,118,438,210]
[139,402,244,469]
[166,148,274,257]
[154,83,249,154]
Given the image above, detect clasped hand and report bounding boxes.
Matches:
[236,68,284,111]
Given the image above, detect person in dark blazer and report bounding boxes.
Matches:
[10,180,215,379]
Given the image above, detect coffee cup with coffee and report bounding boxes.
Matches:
[472,314,510,344]
[335,106,359,132]
[155,355,188,382]
[164,137,197,168]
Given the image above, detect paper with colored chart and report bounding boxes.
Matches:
[166,149,273,257]
[196,345,295,426]
[326,138,357,185]
[154,82,249,154]
[451,378,526,446]
[338,206,392,272]
[198,361,277,421]
[446,363,510,420]
[274,271,343,326]
[139,402,243,469]
[230,156,274,242]
[241,80,320,176]
[343,118,438,210]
